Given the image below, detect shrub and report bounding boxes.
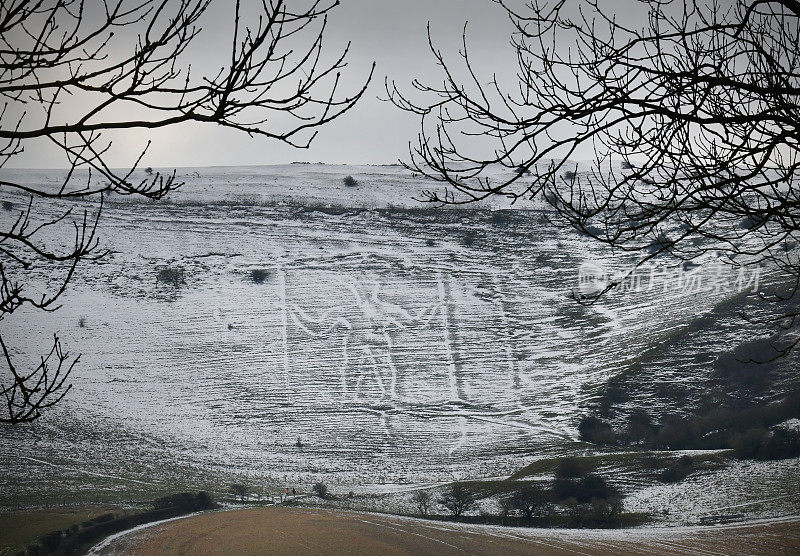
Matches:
[621,160,634,170]
[653,413,702,449]
[648,231,671,253]
[740,213,767,230]
[563,497,591,527]
[312,482,328,499]
[591,494,623,522]
[714,338,775,391]
[604,378,630,404]
[626,409,655,443]
[732,428,800,460]
[145,167,154,175]
[597,378,630,415]
[343,175,358,187]
[759,428,800,460]
[40,530,63,552]
[156,266,185,287]
[577,416,617,445]
[462,230,478,247]
[153,492,216,511]
[731,428,768,458]
[411,490,433,516]
[578,474,615,502]
[438,483,475,517]
[564,170,576,181]
[554,473,616,503]
[1,200,13,211]
[251,269,269,284]
[490,210,512,226]
[510,484,548,518]
[659,455,695,483]
[555,457,593,479]
[230,483,249,502]
[516,165,531,176]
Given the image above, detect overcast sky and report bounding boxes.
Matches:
[8,0,523,168]
[9,0,648,169]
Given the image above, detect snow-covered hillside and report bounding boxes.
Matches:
[0,165,794,519]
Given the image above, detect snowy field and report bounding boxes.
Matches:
[1,165,797,522]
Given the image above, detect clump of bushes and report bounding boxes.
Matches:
[551,458,616,502]
[732,427,800,460]
[625,409,656,444]
[740,213,767,230]
[412,490,433,516]
[343,175,359,187]
[555,457,594,479]
[21,494,214,555]
[554,472,616,503]
[312,481,329,499]
[462,230,479,247]
[2,200,13,211]
[658,455,695,483]
[250,268,269,284]
[580,387,800,461]
[230,483,250,502]
[596,378,629,416]
[411,463,631,528]
[651,391,800,454]
[550,459,624,527]
[490,210,512,226]
[509,483,549,518]
[438,483,475,516]
[578,416,617,445]
[714,338,777,392]
[156,266,185,287]
[152,491,217,511]
[39,529,65,552]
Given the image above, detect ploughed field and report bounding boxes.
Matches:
[91,508,800,556]
[0,165,792,513]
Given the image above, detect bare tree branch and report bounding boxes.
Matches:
[390,0,800,352]
[0,0,372,423]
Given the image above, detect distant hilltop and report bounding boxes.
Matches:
[290,161,404,167]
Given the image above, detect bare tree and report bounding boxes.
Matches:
[312,481,328,499]
[0,0,372,423]
[438,482,475,517]
[510,483,548,518]
[411,490,432,516]
[230,482,249,502]
[389,1,800,348]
